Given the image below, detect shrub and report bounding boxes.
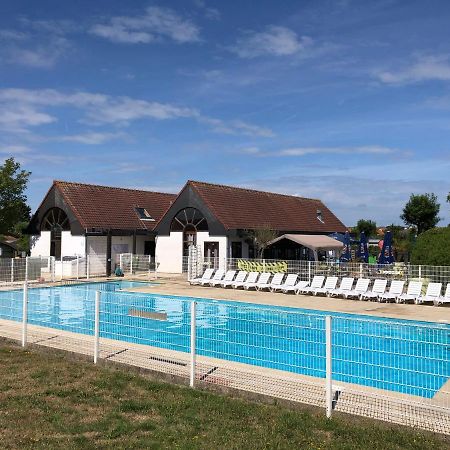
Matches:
[410,227,450,265]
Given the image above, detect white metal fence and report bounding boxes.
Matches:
[118,253,156,275]
[0,284,448,434]
[188,256,450,286]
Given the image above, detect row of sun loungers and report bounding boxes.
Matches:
[190,269,450,306]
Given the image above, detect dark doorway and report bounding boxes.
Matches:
[231,241,242,258]
[144,241,156,257]
[204,242,219,259]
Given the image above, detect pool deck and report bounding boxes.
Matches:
[125,274,450,324]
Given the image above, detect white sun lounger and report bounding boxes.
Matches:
[233,271,258,289]
[327,277,354,297]
[203,269,224,286]
[343,278,370,299]
[396,281,423,304]
[360,279,388,301]
[190,268,214,285]
[211,270,235,287]
[434,283,450,306]
[245,272,271,290]
[222,270,246,288]
[283,280,309,294]
[298,276,325,295]
[257,273,284,291]
[378,280,405,303]
[311,276,338,296]
[415,282,442,305]
[274,274,298,292]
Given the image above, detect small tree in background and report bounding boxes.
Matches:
[246,226,278,258]
[355,219,377,238]
[410,227,450,265]
[400,193,440,235]
[0,158,31,252]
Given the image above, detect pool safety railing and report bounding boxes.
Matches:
[5,285,449,434]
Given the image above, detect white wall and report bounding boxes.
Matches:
[61,232,85,257]
[86,236,107,274]
[156,232,183,273]
[196,232,228,269]
[30,231,51,257]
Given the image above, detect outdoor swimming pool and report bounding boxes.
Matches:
[0,281,448,398]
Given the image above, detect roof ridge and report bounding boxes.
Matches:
[54,180,176,197]
[188,180,323,202]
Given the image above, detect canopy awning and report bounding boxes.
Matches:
[268,234,344,252]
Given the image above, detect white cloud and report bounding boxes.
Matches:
[54,132,126,145]
[0,88,273,138]
[376,55,450,84]
[90,6,200,44]
[243,145,399,157]
[0,145,31,155]
[232,26,312,58]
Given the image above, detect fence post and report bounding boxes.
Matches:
[190,301,197,387]
[50,257,55,282]
[11,258,14,284]
[130,254,133,276]
[308,260,311,283]
[22,282,28,347]
[25,256,29,284]
[94,291,100,363]
[148,255,152,277]
[418,265,422,281]
[86,255,90,280]
[325,315,333,418]
[359,263,363,278]
[76,256,79,280]
[119,254,123,271]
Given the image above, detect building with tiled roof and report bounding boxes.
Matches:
[28,179,346,273]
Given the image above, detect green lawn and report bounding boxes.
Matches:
[0,342,447,449]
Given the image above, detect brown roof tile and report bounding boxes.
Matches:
[55,181,176,231]
[189,180,346,233]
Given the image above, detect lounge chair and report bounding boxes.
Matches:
[396,281,423,304]
[327,277,354,297]
[415,282,442,305]
[343,278,370,299]
[245,272,271,290]
[190,268,214,285]
[298,276,325,295]
[311,276,338,296]
[360,279,388,301]
[274,274,298,292]
[222,270,246,288]
[378,280,405,303]
[233,271,258,289]
[283,280,309,294]
[203,269,224,286]
[434,283,450,306]
[211,270,235,287]
[257,273,285,291]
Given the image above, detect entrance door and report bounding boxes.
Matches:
[204,242,219,268]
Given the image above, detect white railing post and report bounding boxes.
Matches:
[76,256,79,280]
[50,256,55,282]
[308,260,311,283]
[325,315,333,418]
[418,265,422,281]
[94,290,100,363]
[190,301,197,387]
[10,258,14,284]
[130,254,133,276]
[25,256,29,283]
[119,254,123,271]
[22,282,28,347]
[148,255,152,277]
[359,263,363,278]
[86,255,90,280]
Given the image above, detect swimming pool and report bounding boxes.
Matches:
[0,282,448,398]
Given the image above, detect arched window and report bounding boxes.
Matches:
[41,208,70,258]
[170,208,208,257]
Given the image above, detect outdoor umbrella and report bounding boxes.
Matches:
[357,231,369,263]
[378,230,395,264]
[340,231,352,262]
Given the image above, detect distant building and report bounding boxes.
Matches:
[27,180,346,273]
[0,236,19,258]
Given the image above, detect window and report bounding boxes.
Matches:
[135,207,154,221]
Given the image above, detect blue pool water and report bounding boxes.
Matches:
[0,281,448,398]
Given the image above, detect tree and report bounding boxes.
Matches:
[410,227,450,265]
[355,219,377,238]
[246,226,278,258]
[400,193,440,235]
[0,158,31,235]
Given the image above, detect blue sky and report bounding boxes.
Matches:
[1,0,449,226]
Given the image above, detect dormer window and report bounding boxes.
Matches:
[135,207,155,221]
[317,209,324,223]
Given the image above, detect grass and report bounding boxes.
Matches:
[0,342,448,449]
